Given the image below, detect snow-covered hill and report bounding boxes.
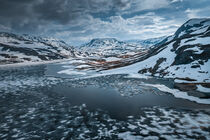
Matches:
[78,38,145,58]
[104,18,210,85]
[0,32,75,64]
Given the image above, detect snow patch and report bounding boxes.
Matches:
[197,85,210,93]
[104,57,121,62]
[57,69,87,75]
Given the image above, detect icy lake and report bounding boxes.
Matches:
[0,62,210,139]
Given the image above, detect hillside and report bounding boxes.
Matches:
[0,32,75,64]
[138,18,210,82]
[102,18,210,94]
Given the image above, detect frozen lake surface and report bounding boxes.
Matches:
[0,62,210,139]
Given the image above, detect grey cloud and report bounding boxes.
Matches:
[0,0,209,45]
[0,0,130,26]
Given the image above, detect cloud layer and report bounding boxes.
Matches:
[0,0,210,45]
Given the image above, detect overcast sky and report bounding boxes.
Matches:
[0,0,210,45]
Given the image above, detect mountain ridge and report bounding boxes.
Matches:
[0,32,75,64]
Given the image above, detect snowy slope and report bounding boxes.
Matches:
[103,18,210,83]
[0,32,75,64]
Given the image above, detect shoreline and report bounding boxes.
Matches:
[0,59,71,68]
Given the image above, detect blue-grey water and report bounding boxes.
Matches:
[0,62,210,139]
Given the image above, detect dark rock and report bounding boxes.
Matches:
[174,83,197,91]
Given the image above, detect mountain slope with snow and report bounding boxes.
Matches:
[103,18,210,84]
[138,18,210,82]
[0,32,75,64]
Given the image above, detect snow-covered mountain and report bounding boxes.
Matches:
[138,18,210,82]
[142,18,210,82]
[0,32,75,64]
[78,38,145,58]
[126,36,167,49]
[104,18,210,85]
